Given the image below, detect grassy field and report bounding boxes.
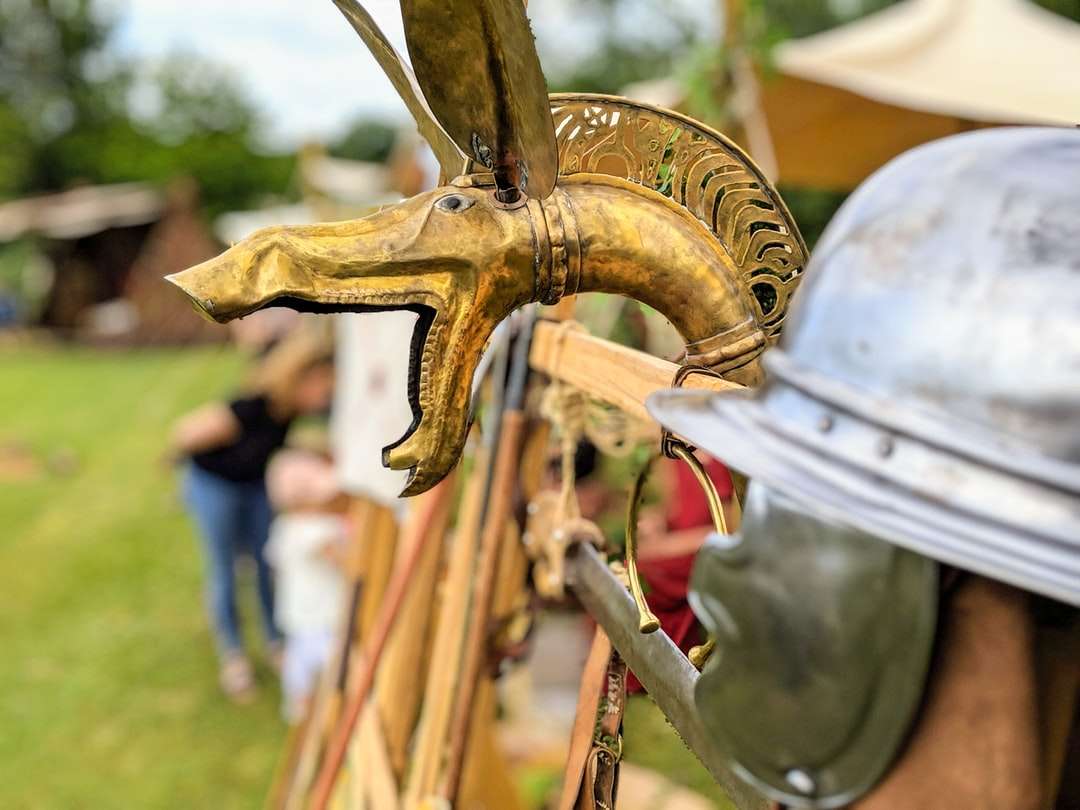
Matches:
[0,342,734,810]
[0,344,285,809]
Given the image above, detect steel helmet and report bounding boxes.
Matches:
[648,127,1080,807]
[652,126,1080,606]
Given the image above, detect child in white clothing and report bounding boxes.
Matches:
[265,450,348,722]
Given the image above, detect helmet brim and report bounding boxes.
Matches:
[647,386,1080,607]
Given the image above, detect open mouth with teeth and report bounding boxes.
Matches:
[264,296,437,472]
[168,271,468,497]
[169,272,474,496]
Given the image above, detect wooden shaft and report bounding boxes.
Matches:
[350,491,454,802]
[454,523,532,808]
[453,421,547,808]
[357,505,400,640]
[529,320,743,423]
[404,444,491,803]
[355,703,401,810]
[308,476,455,810]
[375,482,455,776]
[265,708,312,810]
[439,410,528,800]
[281,636,340,810]
[458,675,528,810]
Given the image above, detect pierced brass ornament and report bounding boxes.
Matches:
[551,94,806,343]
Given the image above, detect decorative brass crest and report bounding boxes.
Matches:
[551,94,806,342]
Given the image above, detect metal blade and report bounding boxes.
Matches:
[330,0,466,178]
[565,544,770,810]
[400,0,558,200]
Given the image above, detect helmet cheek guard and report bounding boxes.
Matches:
[689,482,938,807]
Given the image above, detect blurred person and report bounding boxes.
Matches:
[264,449,348,723]
[228,307,302,355]
[170,327,334,702]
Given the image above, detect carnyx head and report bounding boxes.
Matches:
[168,179,537,495]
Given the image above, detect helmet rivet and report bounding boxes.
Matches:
[785,768,816,795]
[877,436,895,458]
[817,414,834,433]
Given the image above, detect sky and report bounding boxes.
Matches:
[108,0,715,148]
[111,0,415,146]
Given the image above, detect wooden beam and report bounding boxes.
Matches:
[528,320,745,422]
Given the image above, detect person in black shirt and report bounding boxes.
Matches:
[171,327,334,702]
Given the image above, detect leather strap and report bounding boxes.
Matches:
[559,628,628,810]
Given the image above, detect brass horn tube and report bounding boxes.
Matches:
[625,454,662,635]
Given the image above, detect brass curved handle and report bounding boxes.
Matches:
[625,454,662,634]
[625,438,731,637]
[666,441,730,536]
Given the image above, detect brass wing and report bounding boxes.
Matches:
[401,0,558,200]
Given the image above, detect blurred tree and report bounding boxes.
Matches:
[757,0,896,39]
[132,55,264,146]
[542,0,700,94]
[0,103,34,197]
[331,118,398,163]
[0,0,118,140]
[1036,0,1080,19]
[761,0,1079,36]
[0,0,294,218]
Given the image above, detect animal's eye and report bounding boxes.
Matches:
[435,194,473,213]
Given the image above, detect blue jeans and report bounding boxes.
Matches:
[183,464,281,655]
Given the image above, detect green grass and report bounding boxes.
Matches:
[0,344,286,809]
[0,344,740,810]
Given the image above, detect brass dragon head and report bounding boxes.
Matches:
[168,0,807,496]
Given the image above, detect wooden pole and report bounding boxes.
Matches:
[404,444,493,805]
[374,488,453,777]
[265,706,312,810]
[356,505,400,641]
[439,309,538,801]
[438,411,528,800]
[275,495,398,810]
[528,320,743,424]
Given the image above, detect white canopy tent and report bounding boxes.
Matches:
[759,0,1080,188]
[626,0,1080,189]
